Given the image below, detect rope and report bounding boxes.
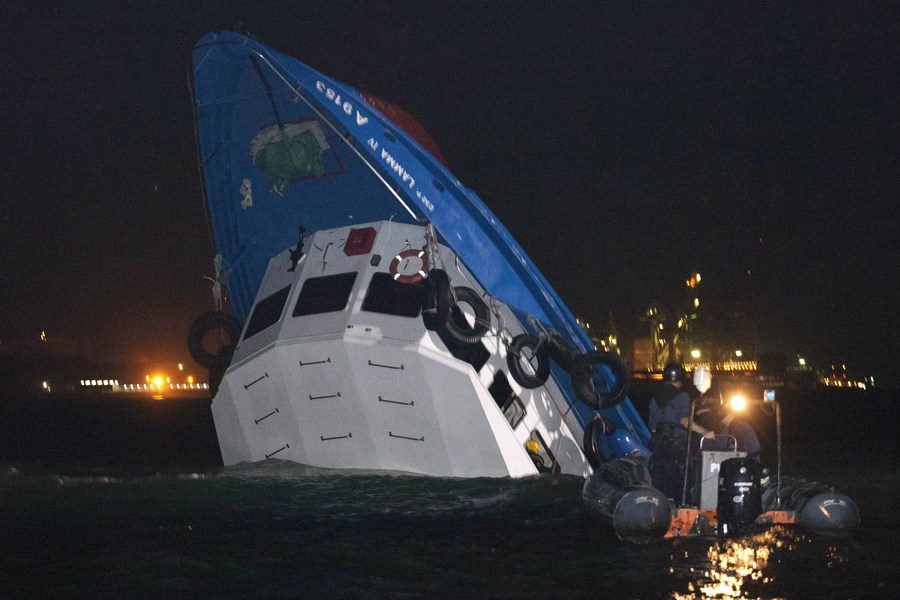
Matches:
[243,46,421,221]
[424,223,445,272]
[202,253,231,312]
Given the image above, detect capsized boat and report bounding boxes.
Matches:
[188,31,649,476]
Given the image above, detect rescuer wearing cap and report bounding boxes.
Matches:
[649,363,717,438]
[647,363,715,500]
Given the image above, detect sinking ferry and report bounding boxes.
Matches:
[188,31,647,478]
[187,32,858,541]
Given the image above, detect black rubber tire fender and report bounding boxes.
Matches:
[506,333,551,389]
[440,286,491,345]
[582,417,619,469]
[583,418,608,469]
[422,269,452,331]
[547,332,592,380]
[586,351,631,409]
[545,331,572,364]
[573,376,601,410]
[188,311,242,369]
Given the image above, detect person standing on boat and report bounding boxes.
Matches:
[693,383,730,448]
[647,363,715,500]
[693,381,763,461]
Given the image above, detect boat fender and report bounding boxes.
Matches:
[582,458,671,544]
[544,336,629,410]
[762,475,859,531]
[187,311,242,369]
[584,351,631,409]
[583,417,617,468]
[546,332,592,380]
[506,334,550,389]
[389,248,429,284]
[440,286,491,345]
[798,492,860,531]
[573,377,601,410]
[422,269,452,330]
[612,488,672,544]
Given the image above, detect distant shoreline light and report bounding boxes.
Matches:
[78,379,209,392]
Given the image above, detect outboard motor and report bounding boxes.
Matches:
[717,457,762,535]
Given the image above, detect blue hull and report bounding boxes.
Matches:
[191,31,649,450]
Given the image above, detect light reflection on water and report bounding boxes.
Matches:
[668,527,844,599]
[1,462,897,598]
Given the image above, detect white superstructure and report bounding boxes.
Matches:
[212,220,591,477]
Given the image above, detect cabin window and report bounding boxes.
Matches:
[292,272,358,317]
[529,430,555,470]
[361,272,425,317]
[243,285,292,340]
[488,371,526,429]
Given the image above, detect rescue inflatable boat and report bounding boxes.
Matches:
[582,384,859,543]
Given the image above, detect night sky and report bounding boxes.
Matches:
[2,2,898,387]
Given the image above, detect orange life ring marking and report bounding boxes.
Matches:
[389,248,429,284]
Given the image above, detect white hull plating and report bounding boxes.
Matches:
[212,221,590,478]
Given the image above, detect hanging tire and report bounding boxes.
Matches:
[547,332,592,380]
[506,334,550,389]
[545,331,571,364]
[188,311,242,369]
[583,417,616,469]
[573,376,601,410]
[422,269,452,331]
[440,286,491,345]
[585,351,631,409]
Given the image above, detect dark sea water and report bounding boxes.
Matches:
[2,390,898,598]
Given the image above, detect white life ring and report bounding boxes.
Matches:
[389,249,429,284]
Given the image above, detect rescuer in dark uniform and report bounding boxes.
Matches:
[694,383,728,445]
[694,382,763,462]
[647,363,715,500]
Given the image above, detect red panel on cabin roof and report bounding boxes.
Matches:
[344,227,377,256]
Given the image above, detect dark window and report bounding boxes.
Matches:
[489,370,516,410]
[293,272,357,317]
[243,285,292,340]
[488,371,526,428]
[362,272,425,317]
[530,429,555,468]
